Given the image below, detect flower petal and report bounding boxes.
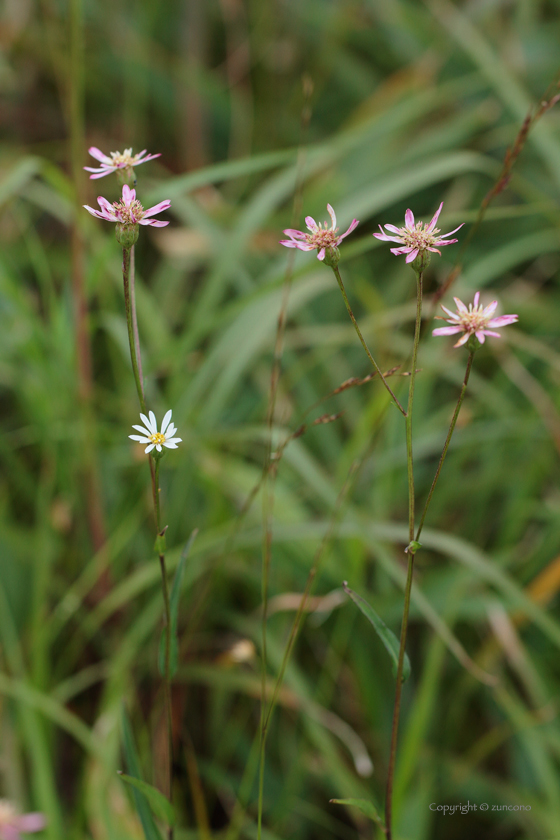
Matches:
[338,218,359,241]
[487,314,518,327]
[405,249,419,263]
[282,229,307,240]
[129,434,151,443]
[427,202,443,232]
[453,297,468,314]
[88,146,112,163]
[482,300,498,318]
[327,204,337,230]
[145,443,155,453]
[305,216,318,232]
[453,332,470,347]
[143,200,171,218]
[139,219,169,227]
[438,223,464,238]
[317,248,326,260]
[404,209,415,229]
[16,814,47,831]
[140,412,157,434]
[432,326,463,336]
[160,409,173,435]
[475,331,486,344]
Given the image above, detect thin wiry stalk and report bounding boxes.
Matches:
[385,270,422,840]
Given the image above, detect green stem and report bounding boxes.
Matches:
[385,270,423,840]
[415,351,474,543]
[331,265,407,416]
[155,459,174,840]
[122,247,146,414]
[384,553,415,840]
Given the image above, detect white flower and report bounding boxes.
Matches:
[129,410,182,454]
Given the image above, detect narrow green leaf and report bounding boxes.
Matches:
[118,774,175,827]
[158,530,198,678]
[330,798,385,829]
[343,582,411,682]
[120,707,164,840]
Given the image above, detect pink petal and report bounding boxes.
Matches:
[453,332,470,347]
[441,305,459,320]
[88,146,112,164]
[427,202,443,232]
[143,199,171,218]
[280,240,297,248]
[305,216,318,232]
[390,246,412,256]
[282,229,307,240]
[432,326,463,336]
[473,292,480,307]
[453,297,468,314]
[373,230,404,244]
[487,314,518,327]
[88,170,113,180]
[97,196,114,214]
[338,218,359,241]
[122,184,135,205]
[439,223,464,238]
[383,224,402,234]
[139,219,169,227]
[482,300,498,318]
[434,238,457,247]
[326,204,337,229]
[0,825,21,840]
[405,249,419,263]
[16,814,47,831]
[317,248,326,260]
[475,331,486,344]
[426,247,442,255]
[404,209,415,229]
[481,330,501,338]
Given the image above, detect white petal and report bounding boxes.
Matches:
[160,409,173,434]
[148,411,158,432]
[145,443,156,453]
[140,412,157,433]
[129,434,151,443]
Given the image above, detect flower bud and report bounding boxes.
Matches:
[411,250,431,274]
[115,223,139,249]
[323,245,340,268]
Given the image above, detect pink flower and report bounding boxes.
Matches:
[84,184,170,228]
[373,202,463,264]
[84,146,161,180]
[0,800,45,839]
[280,204,359,262]
[433,292,518,347]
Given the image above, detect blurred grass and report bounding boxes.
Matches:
[2,1,560,839]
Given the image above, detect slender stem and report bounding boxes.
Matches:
[385,270,423,840]
[155,459,174,840]
[331,265,407,416]
[130,245,145,399]
[122,247,146,414]
[405,272,423,542]
[415,351,474,543]
[384,552,414,840]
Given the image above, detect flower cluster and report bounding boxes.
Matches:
[433,292,518,348]
[280,204,358,265]
[374,202,462,265]
[129,410,182,455]
[84,146,160,180]
[0,800,45,840]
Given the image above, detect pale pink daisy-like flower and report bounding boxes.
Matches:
[84,184,170,228]
[373,202,463,264]
[84,146,161,179]
[280,204,359,262]
[129,410,182,454]
[0,799,45,839]
[433,292,518,347]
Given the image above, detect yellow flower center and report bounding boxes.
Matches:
[109,148,137,168]
[150,432,166,445]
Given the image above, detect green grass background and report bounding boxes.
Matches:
[2,1,560,838]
